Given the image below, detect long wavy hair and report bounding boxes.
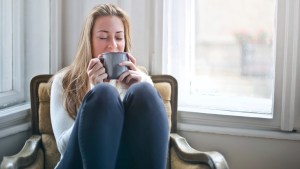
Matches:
[58,4,131,119]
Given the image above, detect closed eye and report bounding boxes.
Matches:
[98,36,108,40]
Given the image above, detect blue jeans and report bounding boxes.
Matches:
[56,82,169,169]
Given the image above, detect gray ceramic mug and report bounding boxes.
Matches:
[100,52,129,79]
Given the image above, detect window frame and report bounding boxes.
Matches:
[0,0,52,139]
[0,0,25,109]
[151,0,300,133]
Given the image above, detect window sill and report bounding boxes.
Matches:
[177,108,300,140]
[179,106,273,119]
[0,103,31,138]
[178,123,300,141]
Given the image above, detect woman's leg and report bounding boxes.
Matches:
[116,82,169,169]
[57,84,124,169]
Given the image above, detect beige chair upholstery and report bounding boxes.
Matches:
[1,74,229,169]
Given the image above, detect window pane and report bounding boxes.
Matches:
[187,0,276,114]
[0,0,51,111]
[0,0,13,93]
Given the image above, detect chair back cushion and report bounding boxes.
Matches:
[154,82,172,130]
[38,83,53,134]
[36,78,173,168]
[38,83,60,169]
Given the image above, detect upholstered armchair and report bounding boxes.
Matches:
[1,74,229,169]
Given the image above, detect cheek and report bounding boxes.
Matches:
[92,40,105,57]
[118,41,126,51]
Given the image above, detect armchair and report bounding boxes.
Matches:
[1,74,229,169]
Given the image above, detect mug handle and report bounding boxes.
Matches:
[99,58,105,65]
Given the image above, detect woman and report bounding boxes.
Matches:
[50,3,169,169]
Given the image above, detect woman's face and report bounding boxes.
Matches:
[91,16,125,57]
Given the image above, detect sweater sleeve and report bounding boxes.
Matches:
[50,72,75,156]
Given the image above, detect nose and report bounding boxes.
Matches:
[107,38,118,52]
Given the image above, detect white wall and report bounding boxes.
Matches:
[25,0,50,98]
[179,130,300,169]
[0,131,30,161]
[59,0,152,70]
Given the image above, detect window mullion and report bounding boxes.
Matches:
[279,0,299,131]
[0,1,2,91]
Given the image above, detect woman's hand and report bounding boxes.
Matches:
[118,53,143,85]
[87,56,108,85]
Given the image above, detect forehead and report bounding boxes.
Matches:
[93,16,124,33]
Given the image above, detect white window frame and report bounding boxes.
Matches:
[151,0,300,135]
[0,0,25,109]
[50,0,62,73]
[0,0,52,139]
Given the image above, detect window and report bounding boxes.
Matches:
[0,0,25,109]
[0,0,51,112]
[161,0,300,131]
[0,0,54,139]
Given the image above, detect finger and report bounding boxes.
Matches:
[90,74,99,84]
[118,70,130,82]
[103,79,111,83]
[119,70,141,83]
[97,73,108,83]
[120,61,137,71]
[126,53,136,65]
[89,67,105,83]
[97,54,103,59]
[89,59,105,74]
[126,73,142,83]
[97,67,106,75]
[87,63,101,77]
[125,73,135,84]
[93,73,108,84]
[87,58,99,71]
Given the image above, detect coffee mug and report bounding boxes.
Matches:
[100,52,129,79]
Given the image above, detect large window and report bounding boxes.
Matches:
[162,0,300,131]
[0,0,25,109]
[192,0,274,115]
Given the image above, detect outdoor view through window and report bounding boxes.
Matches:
[182,0,275,115]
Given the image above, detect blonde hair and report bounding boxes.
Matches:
[59,4,131,119]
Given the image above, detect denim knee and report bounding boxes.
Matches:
[123,82,164,114]
[92,83,119,97]
[88,83,119,101]
[79,83,121,118]
[78,83,124,125]
[126,82,159,100]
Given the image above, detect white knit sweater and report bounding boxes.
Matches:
[50,71,153,168]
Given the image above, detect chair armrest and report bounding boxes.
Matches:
[170,133,229,169]
[0,135,42,169]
